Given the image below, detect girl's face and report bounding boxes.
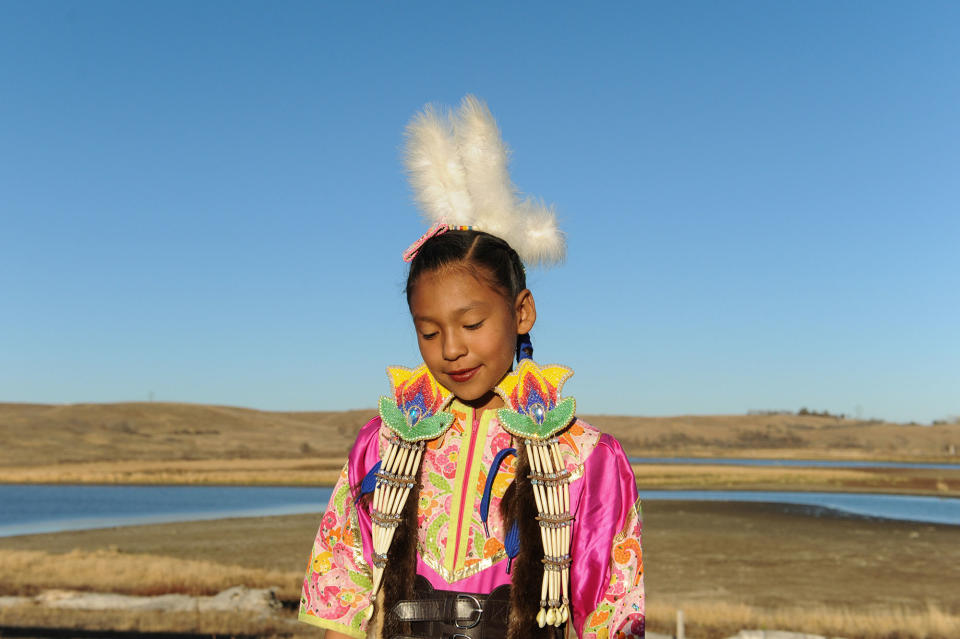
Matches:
[409,266,536,412]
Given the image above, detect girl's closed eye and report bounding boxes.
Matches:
[420,330,438,340]
[464,320,484,330]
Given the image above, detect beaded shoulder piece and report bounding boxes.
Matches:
[496,359,576,440]
[379,364,456,442]
[496,359,577,629]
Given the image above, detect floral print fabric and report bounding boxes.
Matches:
[581,498,645,639]
[299,464,375,637]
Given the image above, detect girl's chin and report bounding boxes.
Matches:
[453,389,505,411]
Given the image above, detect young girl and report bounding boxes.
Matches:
[300,97,644,639]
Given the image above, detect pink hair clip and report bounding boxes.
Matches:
[402,222,450,262]
[402,222,475,262]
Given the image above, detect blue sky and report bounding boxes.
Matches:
[2,1,957,424]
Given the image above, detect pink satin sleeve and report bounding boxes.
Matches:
[569,433,644,637]
[347,416,384,571]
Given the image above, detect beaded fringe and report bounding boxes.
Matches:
[370,433,573,632]
[524,437,573,628]
[370,437,425,594]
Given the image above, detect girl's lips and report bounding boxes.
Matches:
[448,366,480,383]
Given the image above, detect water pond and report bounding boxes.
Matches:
[1,484,958,537]
[629,456,960,470]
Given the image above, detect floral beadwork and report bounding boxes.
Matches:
[380,364,455,442]
[496,359,576,440]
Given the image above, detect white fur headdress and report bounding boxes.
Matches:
[403,95,566,267]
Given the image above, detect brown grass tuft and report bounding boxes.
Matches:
[0,549,302,601]
[647,599,960,639]
[0,604,321,638]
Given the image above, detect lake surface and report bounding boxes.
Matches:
[0,484,332,537]
[637,489,960,526]
[629,456,960,470]
[1,484,958,537]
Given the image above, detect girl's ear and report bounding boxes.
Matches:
[514,289,536,334]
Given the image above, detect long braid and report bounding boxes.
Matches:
[501,442,560,639]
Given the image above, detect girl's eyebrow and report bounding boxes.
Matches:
[413,302,486,322]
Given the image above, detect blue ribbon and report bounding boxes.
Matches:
[480,447,516,536]
[353,459,381,505]
[504,520,520,573]
[480,447,521,573]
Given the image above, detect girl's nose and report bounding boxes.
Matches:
[442,331,467,360]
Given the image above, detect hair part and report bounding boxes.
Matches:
[405,230,526,305]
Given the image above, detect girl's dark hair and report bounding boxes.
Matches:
[405,230,532,361]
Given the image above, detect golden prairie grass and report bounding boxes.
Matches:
[0,401,374,468]
[2,400,958,491]
[0,457,344,485]
[4,457,958,496]
[646,599,960,639]
[4,589,956,639]
[591,412,960,462]
[0,549,302,601]
[0,605,319,638]
[3,401,958,479]
[2,504,958,639]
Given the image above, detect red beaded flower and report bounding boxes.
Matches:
[379,365,455,441]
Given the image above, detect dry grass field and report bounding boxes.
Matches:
[0,402,373,466]
[1,502,958,638]
[2,402,958,488]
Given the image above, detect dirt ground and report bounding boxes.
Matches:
[640,500,960,612]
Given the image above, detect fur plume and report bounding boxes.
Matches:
[403,96,567,267]
[514,199,566,267]
[404,105,475,225]
[453,95,517,240]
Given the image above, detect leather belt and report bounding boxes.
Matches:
[392,593,486,627]
[386,576,512,639]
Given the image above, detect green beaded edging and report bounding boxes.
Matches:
[379,396,455,442]
[496,396,576,440]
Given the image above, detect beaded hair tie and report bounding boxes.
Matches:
[401,222,474,262]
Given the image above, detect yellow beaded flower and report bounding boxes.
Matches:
[496,360,576,440]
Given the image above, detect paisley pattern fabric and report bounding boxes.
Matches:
[299,404,645,638]
[581,499,646,639]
